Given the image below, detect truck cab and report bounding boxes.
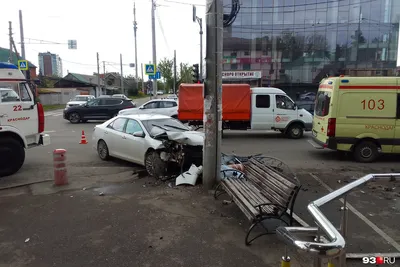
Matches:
[0,62,50,177]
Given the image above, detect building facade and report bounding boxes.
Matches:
[222,0,400,96]
[38,52,63,77]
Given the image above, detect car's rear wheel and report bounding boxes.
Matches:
[145,150,166,179]
[97,140,110,160]
[286,124,304,139]
[353,141,379,163]
[69,112,81,124]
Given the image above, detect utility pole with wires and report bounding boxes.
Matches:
[8,21,13,63]
[141,63,145,93]
[151,0,158,98]
[202,0,223,190]
[103,61,106,84]
[96,52,100,97]
[120,54,124,95]
[193,6,203,81]
[19,10,29,79]
[133,2,139,90]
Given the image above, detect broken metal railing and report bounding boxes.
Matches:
[276,173,400,267]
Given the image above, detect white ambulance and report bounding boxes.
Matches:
[0,62,50,177]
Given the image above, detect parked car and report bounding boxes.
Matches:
[157,90,163,95]
[118,99,178,118]
[98,95,112,98]
[63,97,136,123]
[166,94,178,100]
[112,94,129,100]
[299,92,316,101]
[92,114,204,178]
[65,95,95,108]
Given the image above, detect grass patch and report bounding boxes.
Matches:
[43,104,65,111]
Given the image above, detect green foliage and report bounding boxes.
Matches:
[157,57,174,90]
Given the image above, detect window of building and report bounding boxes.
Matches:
[244,51,250,56]
[231,64,238,70]
[243,63,251,70]
[255,95,270,108]
[230,52,237,57]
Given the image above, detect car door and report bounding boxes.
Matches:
[84,99,107,119]
[140,101,160,114]
[159,101,178,116]
[104,117,128,159]
[273,94,298,129]
[104,98,124,118]
[120,119,147,164]
[250,94,274,130]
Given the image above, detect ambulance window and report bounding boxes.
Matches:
[315,91,331,117]
[0,88,20,102]
[19,83,32,102]
[255,95,270,108]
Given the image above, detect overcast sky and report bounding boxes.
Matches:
[1,0,206,77]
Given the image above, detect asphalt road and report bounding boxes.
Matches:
[1,96,400,267]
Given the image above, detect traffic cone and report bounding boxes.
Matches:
[79,130,88,144]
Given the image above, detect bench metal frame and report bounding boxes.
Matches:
[215,155,301,245]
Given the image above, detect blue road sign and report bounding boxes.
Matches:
[145,64,156,75]
[149,71,161,80]
[18,60,28,71]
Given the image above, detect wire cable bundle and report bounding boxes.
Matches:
[223,0,240,27]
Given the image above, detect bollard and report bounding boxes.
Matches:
[281,247,291,267]
[53,149,68,186]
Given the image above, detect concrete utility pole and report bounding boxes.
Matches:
[198,18,203,80]
[173,50,177,94]
[8,21,13,63]
[96,52,100,97]
[151,0,158,98]
[120,53,124,95]
[133,2,139,90]
[141,63,145,93]
[202,0,223,190]
[103,61,106,85]
[19,10,28,79]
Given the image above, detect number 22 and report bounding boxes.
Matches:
[13,105,22,111]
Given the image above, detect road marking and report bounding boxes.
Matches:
[309,173,400,252]
[43,130,56,133]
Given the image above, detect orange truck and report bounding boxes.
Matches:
[178,83,313,139]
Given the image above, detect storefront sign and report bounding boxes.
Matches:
[222,71,262,79]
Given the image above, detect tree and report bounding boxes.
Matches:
[157,57,174,91]
[178,63,193,84]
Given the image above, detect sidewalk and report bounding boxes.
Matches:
[0,173,311,267]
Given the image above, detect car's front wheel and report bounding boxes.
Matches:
[69,112,81,124]
[144,150,166,179]
[97,140,110,160]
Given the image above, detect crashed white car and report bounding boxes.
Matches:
[66,95,95,108]
[92,114,203,178]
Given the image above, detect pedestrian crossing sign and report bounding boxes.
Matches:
[145,64,156,75]
[18,60,28,71]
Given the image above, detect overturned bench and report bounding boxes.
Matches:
[215,156,301,245]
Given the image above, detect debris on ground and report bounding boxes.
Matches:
[175,164,203,186]
[24,238,30,243]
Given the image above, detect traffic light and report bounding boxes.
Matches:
[192,63,199,83]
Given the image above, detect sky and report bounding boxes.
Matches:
[1,0,206,77]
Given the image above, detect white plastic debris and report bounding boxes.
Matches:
[24,238,30,243]
[175,164,203,186]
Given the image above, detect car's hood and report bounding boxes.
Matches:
[164,131,204,146]
[67,101,86,105]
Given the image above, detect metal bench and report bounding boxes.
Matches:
[215,156,301,245]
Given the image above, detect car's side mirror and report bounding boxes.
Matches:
[139,106,144,109]
[292,104,297,110]
[133,131,145,138]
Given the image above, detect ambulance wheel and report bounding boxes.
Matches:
[0,137,25,177]
[287,124,304,139]
[353,141,379,163]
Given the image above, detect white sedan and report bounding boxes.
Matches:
[118,99,178,118]
[92,114,203,178]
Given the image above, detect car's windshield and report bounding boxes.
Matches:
[73,96,89,101]
[142,118,190,136]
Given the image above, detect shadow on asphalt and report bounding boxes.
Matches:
[307,149,400,164]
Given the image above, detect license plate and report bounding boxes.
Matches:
[312,130,317,137]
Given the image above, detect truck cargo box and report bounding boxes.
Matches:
[178,83,251,121]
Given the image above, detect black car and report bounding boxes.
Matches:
[63,97,136,123]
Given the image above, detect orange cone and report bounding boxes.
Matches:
[79,130,88,144]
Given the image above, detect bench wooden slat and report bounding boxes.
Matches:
[221,182,254,220]
[251,158,297,188]
[236,179,275,214]
[223,178,260,217]
[245,168,293,208]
